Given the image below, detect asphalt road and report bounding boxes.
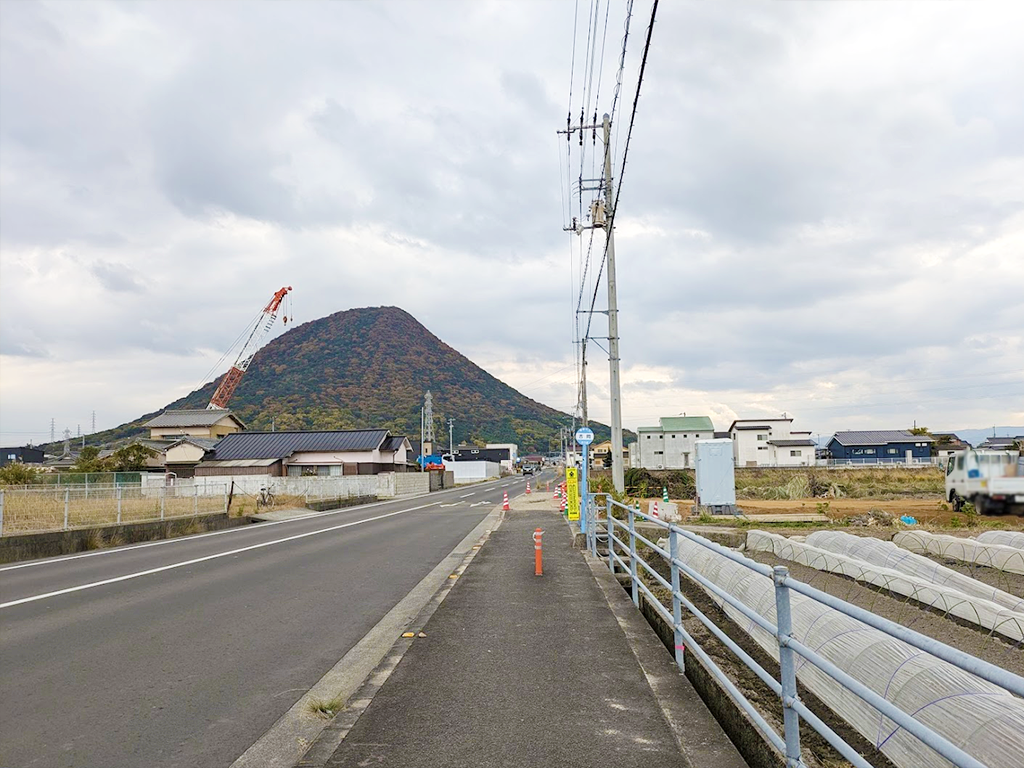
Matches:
[0,474,537,768]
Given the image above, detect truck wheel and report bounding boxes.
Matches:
[951,491,963,513]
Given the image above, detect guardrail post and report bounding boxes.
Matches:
[670,528,684,672]
[628,504,639,607]
[606,497,616,574]
[117,486,122,524]
[590,493,598,558]
[773,565,802,767]
[64,488,70,530]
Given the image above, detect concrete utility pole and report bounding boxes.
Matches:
[448,418,455,455]
[580,354,589,426]
[602,113,625,494]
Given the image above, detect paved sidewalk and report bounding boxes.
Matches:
[313,491,747,768]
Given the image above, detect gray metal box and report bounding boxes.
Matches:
[695,439,737,508]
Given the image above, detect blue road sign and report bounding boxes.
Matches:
[575,427,594,446]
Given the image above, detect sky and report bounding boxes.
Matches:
[1,0,1022,447]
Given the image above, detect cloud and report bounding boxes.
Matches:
[1,0,1022,444]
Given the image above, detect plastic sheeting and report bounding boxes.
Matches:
[805,531,1024,614]
[746,530,1024,641]
[976,530,1024,550]
[670,534,1024,768]
[893,530,1024,576]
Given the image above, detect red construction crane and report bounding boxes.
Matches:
[208,286,292,410]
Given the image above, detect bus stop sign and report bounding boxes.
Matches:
[575,427,594,446]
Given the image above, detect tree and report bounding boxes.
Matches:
[107,444,156,472]
[908,426,931,436]
[72,446,108,474]
[0,462,40,485]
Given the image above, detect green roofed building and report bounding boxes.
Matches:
[637,416,715,470]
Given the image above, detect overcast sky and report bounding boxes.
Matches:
[1,0,1021,446]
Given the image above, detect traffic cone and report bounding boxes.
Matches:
[662,487,670,503]
[526,482,531,495]
[503,491,510,511]
[552,484,559,498]
[560,493,567,513]
[652,500,659,518]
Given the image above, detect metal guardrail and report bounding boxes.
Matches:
[586,494,1023,768]
[0,483,230,536]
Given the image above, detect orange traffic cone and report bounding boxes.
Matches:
[526,482,531,494]
[502,491,510,511]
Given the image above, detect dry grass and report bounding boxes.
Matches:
[1,487,227,534]
[306,694,346,719]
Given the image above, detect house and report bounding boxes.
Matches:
[729,418,815,467]
[931,433,972,463]
[977,435,1024,451]
[826,431,933,464]
[451,446,513,471]
[589,440,629,470]
[195,430,414,478]
[144,409,246,441]
[486,443,519,472]
[0,446,45,468]
[163,437,219,479]
[637,416,715,469]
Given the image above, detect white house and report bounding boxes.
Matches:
[729,418,815,467]
[486,443,519,472]
[637,416,716,469]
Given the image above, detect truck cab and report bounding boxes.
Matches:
[946,449,1024,515]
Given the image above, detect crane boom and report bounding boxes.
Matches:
[208,286,292,410]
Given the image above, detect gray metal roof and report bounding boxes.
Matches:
[830,430,933,446]
[211,430,390,460]
[381,435,409,452]
[166,437,219,451]
[733,425,771,431]
[144,409,244,429]
[768,439,816,447]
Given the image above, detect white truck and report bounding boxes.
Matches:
[945,449,1024,515]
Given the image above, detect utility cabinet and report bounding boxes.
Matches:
[695,439,738,515]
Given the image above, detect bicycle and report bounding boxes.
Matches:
[257,486,276,509]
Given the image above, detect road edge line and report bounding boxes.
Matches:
[229,503,505,768]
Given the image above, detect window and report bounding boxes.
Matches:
[886,448,898,455]
[646,435,651,439]
[757,434,767,441]
[864,448,875,455]
[6,453,15,461]
[671,434,676,439]
[790,450,802,457]
[956,456,964,470]
[758,446,767,451]
[853,449,863,455]
[654,450,663,455]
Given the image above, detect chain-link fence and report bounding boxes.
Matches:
[0,483,229,535]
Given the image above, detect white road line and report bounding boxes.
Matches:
[469,501,490,508]
[459,492,475,498]
[0,503,438,609]
[0,487,474,573]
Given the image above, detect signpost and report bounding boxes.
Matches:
[574,427,594,535]
[566,467,580,521]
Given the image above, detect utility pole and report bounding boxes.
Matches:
[580,354,589,426]
[448,418,455,455]
[601,113,625,494]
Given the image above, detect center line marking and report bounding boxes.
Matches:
[459,493,475,498]
[1,503,439,609]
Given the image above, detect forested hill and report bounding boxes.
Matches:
[93,306,616,453]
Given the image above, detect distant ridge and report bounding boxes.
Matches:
[90,306,614,453]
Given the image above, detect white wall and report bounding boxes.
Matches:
[443,460,500,484]
[638,429,713,469]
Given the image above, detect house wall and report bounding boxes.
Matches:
[730,420,798,467]
[164,443,208,464]
[638,429,713,469]
[828,440,931,462]
[1,447,46,467]
[767,445,814,467]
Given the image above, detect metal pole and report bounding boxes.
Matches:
[580,443,588,538]
[194,485,199,515]
[0,489,4,534]
[64,488,70,530]
[773,566,802,767]
[670,529,684,671]
[160,488,165,521]
[602,113,624,495]
[628,505,638,607]
[117,487,122,524]
[580,353,588,427]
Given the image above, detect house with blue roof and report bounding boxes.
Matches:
[826,430,933,464]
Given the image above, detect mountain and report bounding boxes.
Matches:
[945,427,1024,448]
[91,306,615,453]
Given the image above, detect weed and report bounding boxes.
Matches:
[949,515,963,529]
[307,694,347,719]
[815,501,831,515]
[83,529,105,550]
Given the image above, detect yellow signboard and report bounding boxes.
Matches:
[565,467,581,520]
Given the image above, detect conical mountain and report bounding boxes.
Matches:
[96,306,613,453]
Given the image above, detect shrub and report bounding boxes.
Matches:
[0,463,40,485]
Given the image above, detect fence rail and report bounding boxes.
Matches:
[0,483,229,536]
[588,494,1023,768]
